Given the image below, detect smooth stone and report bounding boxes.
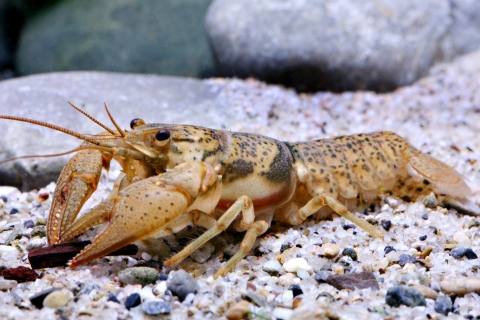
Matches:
[124,293,142,310]
[262,259,282,276]
[29,288,60,309]
[422,192,439,208]
[16,0,215,78]
[453,231,471,247]
[440,277,480,295]
[321,243,340,259]
[465,248,478,260]
[43,289,72,309]
[0,279,17,291]
[166,269,200,302]
[451,246,468,259]
[206,0,480,92]
[118,267,159,286]
[283,258,312,272]
[326,271,379,291]
[225,300,250,320]
[398,254,417,266]
[411,285,438,300]
[434,294,453,316]
[142,299,171,316]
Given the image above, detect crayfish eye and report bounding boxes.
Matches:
[154,129,171,147]
[130,118,145,129]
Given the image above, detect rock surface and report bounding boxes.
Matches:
[206,0,480,92]
[16,0,215,78]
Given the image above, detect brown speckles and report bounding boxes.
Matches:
[224,159,254,182]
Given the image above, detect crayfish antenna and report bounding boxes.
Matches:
[68,102,118,136]
[0,115,104,145]
[0,148,84,166]
[104,103,126,137]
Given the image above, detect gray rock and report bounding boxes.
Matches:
[206,0,480,92]
[385,286,426,307]
[166,269,199,302]
[142,299,171,316]
[326,271,379,291]
[262,259,282,276]
[398,254,417,266]
[437,1,480,61]
[30,226,46,238]
[118,267,159,286]
[16,0,215,78]
[434,294,453,316]
[451,246,468,259]
[422,192,439,208]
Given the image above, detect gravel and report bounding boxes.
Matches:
[0,52,480,318]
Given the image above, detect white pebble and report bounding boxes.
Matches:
[453,231,471,247]
[262,259,282,274]
[282,289,294,303]
[283,258,312,272]
[273,307,293,320]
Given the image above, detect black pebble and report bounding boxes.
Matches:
[465,248,478,260]
[107,293,120,304]
[419,235,427,241]
[159,274,168,281]
[385,285,426,307]
[289,285,303,297]
[9,208,18,215]
[280,242,294,253]
[343,224,355,230]
[341,248,358,261]
[29,288,60,309]
[384,246,396,255]
[421,213,429,220]
[381,220,392,231]
[125,293,142,310]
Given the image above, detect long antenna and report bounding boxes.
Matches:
[104,103,126,137]
[0,116,103,145]
[68,102,118,135]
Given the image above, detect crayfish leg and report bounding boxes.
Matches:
[278,193,384,239]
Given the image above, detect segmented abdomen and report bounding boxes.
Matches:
[286,131,470,202]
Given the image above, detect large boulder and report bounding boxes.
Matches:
[16,0,215,78]
[205,0,480,92]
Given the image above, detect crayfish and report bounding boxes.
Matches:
[0,103,477,278]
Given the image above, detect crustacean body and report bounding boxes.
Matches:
[0,104,476,278]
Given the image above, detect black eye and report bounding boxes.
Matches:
[155,129,170,141]
[130,118,145,129]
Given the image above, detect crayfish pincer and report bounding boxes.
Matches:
[0,103,477,278]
